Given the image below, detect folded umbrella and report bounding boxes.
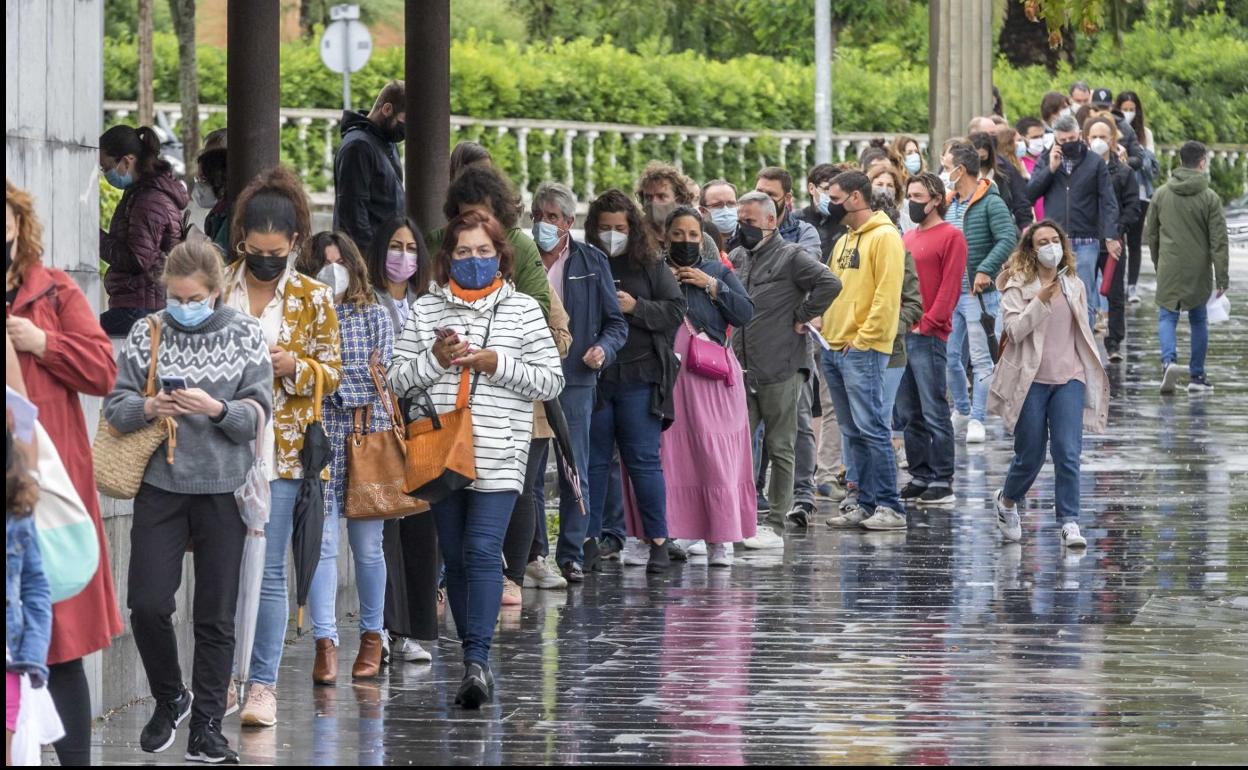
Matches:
[232,399,271,685]
[543,398,587,518]
[977,293,1000,363]
[291,360,333,635]
[1099,254,1118,297]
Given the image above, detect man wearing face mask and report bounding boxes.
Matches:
[1026,115,1120,330]
[699,179,742,253]
[730,193,840,546]
[755,167,823,261]
[333,80,407,255]
[636,162,721,264]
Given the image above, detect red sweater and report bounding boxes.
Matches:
[903,222,967,341]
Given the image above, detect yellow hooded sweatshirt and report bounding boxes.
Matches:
[821,210,905,354]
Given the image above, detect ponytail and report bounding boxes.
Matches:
[99,124,170,177]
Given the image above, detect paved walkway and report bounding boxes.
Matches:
[91,256,1248,765]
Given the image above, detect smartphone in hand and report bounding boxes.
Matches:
[160,376,188,394]
[434,327,459,342]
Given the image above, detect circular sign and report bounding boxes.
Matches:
[320,20,373,75]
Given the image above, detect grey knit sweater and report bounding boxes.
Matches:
[103,306,274,495]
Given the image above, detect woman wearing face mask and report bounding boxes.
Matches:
[221,166,343,728]
[892,135,926,178]
[646,208,754,566]
[99,124,192,336]
[971,130,1032,231]
[989,220,1107,552]
[1084,116,1141,363]
[585,190,687,573]
[195,129,231,255]
[868,166,914,233]
[388,210,563,708]
[1016,117,1049,221]
[104,241,273,763]
[366,216,428,333]
[296,232,398,684]
[1113,91,1159,304]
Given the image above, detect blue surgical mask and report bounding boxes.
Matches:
[532,221,562,253]
[449,256,500,291]
[106,168,134,190]
[904,154,922,175]
[710,207,738,235]
[166,297,215,328]
[816,193,830,216]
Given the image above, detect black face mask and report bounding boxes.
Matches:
[383,117,405,144]
[908,200,930,224]
[738,221,767,251]
[245,253,287,283]
[825,199,849,227]
[1061,140,1087,163]
[667,241,701,268]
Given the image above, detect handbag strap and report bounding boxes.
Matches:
[144,315,162,398]
[368,359,405,433]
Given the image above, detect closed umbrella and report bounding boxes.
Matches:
[542,398,587,518]
[977,293,1000,363]
[291,361,333,635]
[232,399,271,684]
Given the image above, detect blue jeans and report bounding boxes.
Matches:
[248,478,300,687]
[589,380,667,541]
[946,291,999,422]
[1159,304,1209,379]
[1003,381,1085,523]
[308,498,386,646]
[601,456,625,545]
[842,365,903,488]
[552,384,595,568]
[433,489,518,665]
[821,348,903,513]
[1073,240,1101,328]
[897,333,956,487]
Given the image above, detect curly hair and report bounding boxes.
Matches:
[587,189,658,268]
[867,165,906,207]
[434,210,515,286]
[299,231,376,307]
[6,429,38,519]
[634,161,695,206]
[5,179,45,282]
[229,165,312,259]
[442,163,522,230]
[1003,219,1077,285]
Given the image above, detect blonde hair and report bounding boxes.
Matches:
[5,179,45,280]
[163,240,225,292]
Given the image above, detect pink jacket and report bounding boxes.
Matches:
[988,270,1108,434]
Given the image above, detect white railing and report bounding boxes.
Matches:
[104,101,1248,206]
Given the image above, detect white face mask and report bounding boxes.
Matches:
[1043,133,1055,150]
[1089,138,1111,157]
[1037,243,1064,269]
[192,183,217,209]
[1027,138,1046,157]
[1122,110,1136,125]
[599,230,628,258]
[1060,105,1075,119]
[316,262,350,300]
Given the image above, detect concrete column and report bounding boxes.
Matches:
[928,0,994,164]
[406,0,451,235]
[226,0,281,204]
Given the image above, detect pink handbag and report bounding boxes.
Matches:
[683,319,734,386]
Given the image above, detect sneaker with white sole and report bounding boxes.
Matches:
[239,683,277,728]
[674,539,707,556]
[918,486,956,506]
[741,526,784,549]
[1188,376,1215,394]
[1127,284,1140,304]
[1060,521,1087,549]
[224,680,239,717]
[860,506,907,530]
[621,537,651,566]
[391,636,432,663]
[838,488,859,512]
[994,488,1022,542]
[826,505,870,529]
[965,418,986,444]
[952,412,970,435]
[1160,362,1186,395]
[708,543,733,567]
[140,687,193,753]
[523,557,568,589]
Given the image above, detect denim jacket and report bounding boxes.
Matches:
[6,515,52,683]
[681,259,755,345]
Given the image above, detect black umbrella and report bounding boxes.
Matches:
[292,361,333,635]
[977,293,1000,363]
[542,398,588,518]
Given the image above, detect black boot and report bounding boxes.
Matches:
[455,662,494,709]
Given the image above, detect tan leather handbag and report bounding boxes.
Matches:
[402,367,477,504]
[344,362,428,520]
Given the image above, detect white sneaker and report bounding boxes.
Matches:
[674,539,707,556]
[708,543,733,567]
[741,526,784,550]
[965,419,986,444]
[994,488,1022,542]
[1127,284,1141,304]
[523,557,568,589]
[952,412,970,435]
[860,506,908,530]
[826,505,870,529]
[392,636,432,663]
[621,537,651,566]
[1160,363,1187,395]
[1060,521,1087,549]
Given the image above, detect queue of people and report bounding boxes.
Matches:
[4,78,1232,764]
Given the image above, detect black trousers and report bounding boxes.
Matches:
[1097,246,1127,350]
[1126,200,1149,287]
[383,512,440,641]
[502,439,547,584]
[128,483,245,728]
[47,658,92,765]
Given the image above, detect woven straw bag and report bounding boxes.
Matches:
[93,315,177,499]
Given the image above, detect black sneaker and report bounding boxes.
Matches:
[599,534,623,561]
[1107,346,1124,363]
[1188,376,1215,394]
[583,538,601,573]
[666,540,688,562]
[918,486,956,506]
[559,561,585,583]
[140,687,193,753]
[185,719,239,764]
[899,482,927,501]
[756,495,771,514]
[785,501,815,529]
[455,662,493,709]
[647,542,671,573]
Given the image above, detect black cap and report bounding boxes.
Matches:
[1091,87,1113,107]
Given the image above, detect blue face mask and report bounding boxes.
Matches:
[532,221,563,253]
[167,297,215,328]
[450,256,500,291]
[106,168,134,190]
[710,207,738,236]
[815,193,831,216]
[904,154,922,175]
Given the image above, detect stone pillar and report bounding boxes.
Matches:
[406,0,451,235]
[928,0,994,164]
[226,0,281,204]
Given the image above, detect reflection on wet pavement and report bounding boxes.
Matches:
[94,266,1247,765]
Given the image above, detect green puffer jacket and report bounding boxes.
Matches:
[948,179,1018,292]
[1145,167,1230,312]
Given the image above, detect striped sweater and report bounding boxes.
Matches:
[387,282,564,494]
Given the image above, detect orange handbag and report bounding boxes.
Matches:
[344,362,430,520]
[401,367,477,504]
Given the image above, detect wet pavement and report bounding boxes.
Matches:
[91,256,1247,765]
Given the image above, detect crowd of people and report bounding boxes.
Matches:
[5,79,1232,764]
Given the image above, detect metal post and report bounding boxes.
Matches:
[406,0,451,233]
[226,0,281,206]
[342,19,352,111]
[814,0,833,164]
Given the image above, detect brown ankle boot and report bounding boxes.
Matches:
[313,638,337,685]
[352,631,384,679]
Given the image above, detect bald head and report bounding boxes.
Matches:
[967,116,997,136]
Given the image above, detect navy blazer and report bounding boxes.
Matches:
[558,239,629,387]
[681,259,754,346]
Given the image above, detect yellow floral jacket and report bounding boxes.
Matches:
[224,262,343,479]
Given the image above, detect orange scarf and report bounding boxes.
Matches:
[449,277,504,303]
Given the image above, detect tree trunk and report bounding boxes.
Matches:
[997,0,1071,71]
[170,0,200,173]
[137,0,155,126]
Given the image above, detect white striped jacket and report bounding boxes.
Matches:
[387,281,565,493]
